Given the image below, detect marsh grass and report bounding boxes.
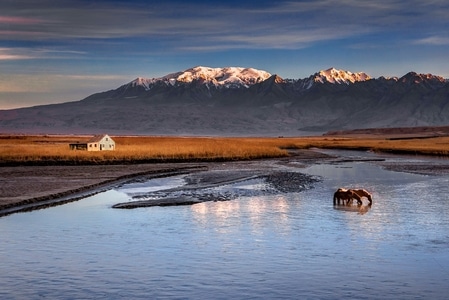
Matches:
[1,134,448,165]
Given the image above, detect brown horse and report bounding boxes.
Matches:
[333,189,362,205]
[348,189,373,205]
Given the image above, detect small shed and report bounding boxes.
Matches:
[70,134,115,151]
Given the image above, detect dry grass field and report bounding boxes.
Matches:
[1,134,449,165]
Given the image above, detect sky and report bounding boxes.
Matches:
[1,0,448,109]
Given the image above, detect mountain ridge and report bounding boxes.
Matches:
[0,66,448,136]
[125,66,447,92]
[128,66,273,91]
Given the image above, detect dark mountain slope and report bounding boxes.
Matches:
[0,67,448,135]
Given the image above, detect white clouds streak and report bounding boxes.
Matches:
[414,36,449,46]
[2,0,447,52]
[0,47,86,60]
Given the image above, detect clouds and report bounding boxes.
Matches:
[0,47,85,61]
[2,0,447,50]
[0,48,34,60]
[0,16,43,25]
[0,0,448,108]
[413,36,449,46]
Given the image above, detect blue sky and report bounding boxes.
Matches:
[1,0,448,109]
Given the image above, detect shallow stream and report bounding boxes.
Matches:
[1,150,449,299]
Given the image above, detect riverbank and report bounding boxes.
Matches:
[2,148,449,217]
[0,163,209,216]
[2,134,449,167]
[0,149,332,216]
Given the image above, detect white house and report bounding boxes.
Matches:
[70,134,115,151]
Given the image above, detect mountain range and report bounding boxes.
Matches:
[1,66,448,136]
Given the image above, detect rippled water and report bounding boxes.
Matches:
[1,151,449,299]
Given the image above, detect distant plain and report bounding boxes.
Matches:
[1,131,449,165]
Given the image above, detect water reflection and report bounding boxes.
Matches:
[333,203,372,215]
[303,159,449,256]
[191,195,294,236]
[2,151,449,299]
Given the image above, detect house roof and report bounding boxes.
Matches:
[87,134,111,143]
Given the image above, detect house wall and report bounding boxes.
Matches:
[87,135,115,151]
[87,142,98,151]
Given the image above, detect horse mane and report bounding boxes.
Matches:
[352,189,371,196]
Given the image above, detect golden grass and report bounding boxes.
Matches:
[312,136,449,156]
[1,134,448,165]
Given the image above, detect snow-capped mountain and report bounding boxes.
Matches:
[129,66,372,92]
[294,67,372,89]
[312,67,371,84]
[1,66,448,136]
[398,72,446,86]
[129,66,272,90]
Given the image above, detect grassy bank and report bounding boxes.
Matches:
[1,134,448,165]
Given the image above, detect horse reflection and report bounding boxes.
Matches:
[333,203,371,215]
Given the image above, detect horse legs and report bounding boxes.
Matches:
[334,191,347,205]
[333,193,338,205]
[349,194,362,205]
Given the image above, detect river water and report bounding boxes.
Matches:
[1,150,449,299]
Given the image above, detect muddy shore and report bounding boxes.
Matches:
[2,149,449,217]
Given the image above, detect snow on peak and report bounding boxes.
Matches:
[399,72,446,84]
[130,77,156,90]
[127,66,377,92]
[130,66,272,90]
[313,67,371,84]
[166,66,272,87]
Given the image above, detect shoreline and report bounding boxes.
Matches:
[0,149,331,217]
[2,149,449,217]
[0,164,208,217]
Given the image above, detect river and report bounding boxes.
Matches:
[1,150,448,299]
